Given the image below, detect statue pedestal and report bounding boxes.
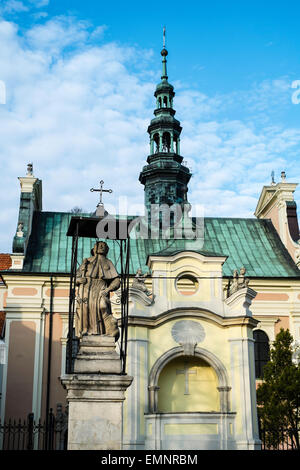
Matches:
[61,336,133,450]
[74,335,123,374]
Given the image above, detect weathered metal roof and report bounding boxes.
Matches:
[21,211,300,277]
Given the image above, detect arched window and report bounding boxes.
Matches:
[153,133,160,153]
[173,135,179,154]
[253,330,270,379]
[163,96,168,107]
[162,132,170,152]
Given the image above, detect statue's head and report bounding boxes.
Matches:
[91,241,109,256]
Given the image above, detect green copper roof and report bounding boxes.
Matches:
[20,211,300,278]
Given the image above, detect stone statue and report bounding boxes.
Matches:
[27,163,33,176]
[16,222,24,237]
[75,241,120,340]
[238,267,249,289]
[228,266,249,297]
[132,268,151,296]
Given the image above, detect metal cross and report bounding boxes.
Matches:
[90,180,113,206]
[176,361,197,395]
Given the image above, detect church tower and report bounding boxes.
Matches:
[139,34,192,212]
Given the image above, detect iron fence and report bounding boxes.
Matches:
[0,404,68,450]
[259,425,300,450]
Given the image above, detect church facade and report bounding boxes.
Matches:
[1,45,300,451]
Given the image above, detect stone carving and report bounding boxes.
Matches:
[16,222,24,237]
[129,269,154,306]
[281,171,286,182]
[295,241,300,268]
[171,320,205,355]
[75,241,120,340]
[110,289,122,305]
[27,162,33,176]
[228,266,249,297]
[132,269,152,296]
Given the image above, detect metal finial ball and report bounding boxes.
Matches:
[161,48,168,57]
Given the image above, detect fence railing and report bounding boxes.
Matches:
[260,426,300,450]
[0,404,68,450]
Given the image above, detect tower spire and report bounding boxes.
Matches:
[139,36,192,212]
[161,26,168,80]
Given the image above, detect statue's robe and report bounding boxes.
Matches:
[75,254,120,338]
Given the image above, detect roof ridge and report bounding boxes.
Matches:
[32,211,274,223]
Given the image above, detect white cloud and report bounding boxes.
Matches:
[0,16,155,251]
[0,0,50,15]
[0,1,29,14]
[30,0,50,7]
[25,16,91,53]
[90,25,107,40]
[1,14,300,253]
[32,11,48,19]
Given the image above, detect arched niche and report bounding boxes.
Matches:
[148,346,231,414]
[158,356,219,412]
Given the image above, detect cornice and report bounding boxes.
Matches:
[123,308,258,329]
[1,273,70,284]
[147,250,227,268]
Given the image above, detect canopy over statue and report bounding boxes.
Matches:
[75,240,120,340]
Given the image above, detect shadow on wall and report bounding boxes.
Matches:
[2,308,67,421]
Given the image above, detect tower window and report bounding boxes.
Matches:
[253,330,270,379]
[173,135,178,154]
[162,132,170,152]
[163,96,168,107]
[153,133,160,153]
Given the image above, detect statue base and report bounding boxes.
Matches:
[74,335,122,374]
[61,335,133,450]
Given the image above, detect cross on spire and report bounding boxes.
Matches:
[90,180,113,207]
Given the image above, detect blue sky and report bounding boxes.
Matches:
[1,0,300,252]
